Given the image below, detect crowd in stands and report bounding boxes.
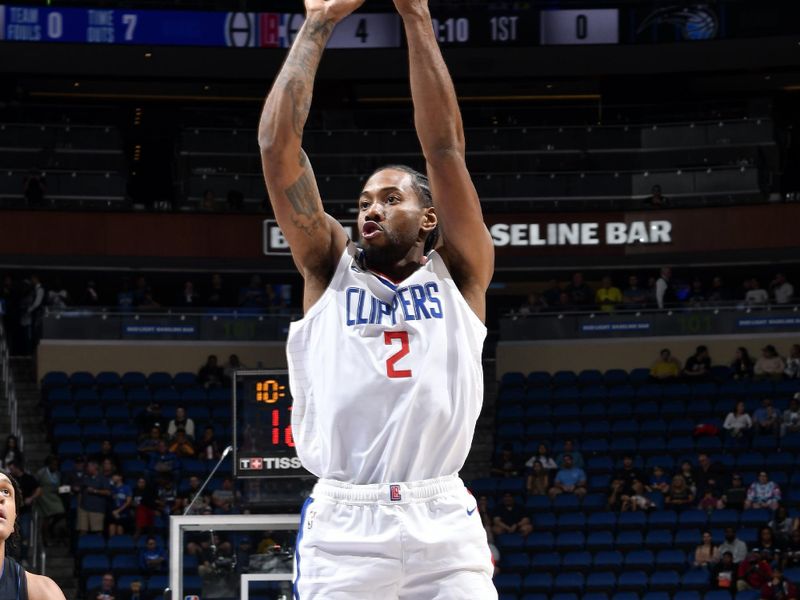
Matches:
[513,269,796,316]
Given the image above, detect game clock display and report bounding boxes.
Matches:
[233,369,309,478]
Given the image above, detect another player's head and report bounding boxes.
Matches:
[357,165,439,270]
[0,469,23,558]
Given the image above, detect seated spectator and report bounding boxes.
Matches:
[168,429,196,458]
[108,472,132,538]
[679,460,698,495]
[688,277,706,307]
[695,453,727,497]
[139,536,167,576]
[211,477,240,515]
[609,455,646,510]
[206,273,230,307]
[526,460,550,496]
[90,572,117,600]
[745,471,782,511]
[698,488,720,514]
[178,280,200,307]
[555,439,585,469]
[754,398,781,437]
[175,475,211,516]
[155,476,179,517]
[94,439,120,472]
[783,529,800,569]
[649,465,671,493]
[770,507,794,546]
[595,276,622,312]
[737,550,773,592]
[645,184,669,208]
[239,274,266,307]
[135,403,165,439]
[782,396,800,437]
[514,292,546,316]
[665,474,694,511]
[745,279,769,306]
[146,440,181,484]
[137,289,161,310]
[167,406,195,441]
[132,477,158,541]
[2,434,24,469]
[712,551,738,590]
[491,445,522,478]
[731,347,755,380]
[620,481,656,512]
[707,275,732,305]
[683,345,712,380]
[761,568,797,600]
[650,348,681,381]
[770,273,795,305]
[755,345,787,381]
[137,426,164,457]
[491,492,533,537]
[196,426,221,460]
[758,526,784,557]
[223,354,246,383]
[549,454,587,500]
[198,354,225,388]
[123,580,144,600]
[565,272,594,307]
[694,530,720,567]
[622,275,648,309]
[717,527,749,565]
[524,442,557,472]
[718,474,748,511]
[724,401,752,439]
[785,345,800,380]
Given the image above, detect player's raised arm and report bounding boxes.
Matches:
[395,0,494,320]
[258,0,362,305]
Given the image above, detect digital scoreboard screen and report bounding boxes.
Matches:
[233,369,309,478]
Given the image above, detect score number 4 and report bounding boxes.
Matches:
[384,331,412,378]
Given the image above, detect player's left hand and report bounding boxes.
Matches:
[305,0,366,24]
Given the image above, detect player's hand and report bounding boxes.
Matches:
[392,0,429,17]
[305,0,365,24]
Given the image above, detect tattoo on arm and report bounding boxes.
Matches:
[284,151,323,238]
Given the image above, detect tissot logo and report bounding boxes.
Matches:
[241,456,303,470]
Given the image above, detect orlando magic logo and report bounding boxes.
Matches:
[637,4,718,41]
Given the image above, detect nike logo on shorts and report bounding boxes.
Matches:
[466,506,477,516]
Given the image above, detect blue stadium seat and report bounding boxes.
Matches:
[582,493,607,513]
[50,405,77,423]
[625,550,655,573]
[649,570,680,590]
[593,551,623,572]
[638,437,667,454]
[504,553,531,573]
[525,533,555,552]
[83,423,111,440]
[498,594,519,600]
[524,404,551,422]
[496,533,524,551]
[609,385,636,401]
[501,372,526,389]
[615,531,643,550]
[74,388,99,404]
[553,573,584,593]
[182,387,208,406]
[616,571,647,592]
[709,509,739,528]
[678,510,708,529]
[735,592,759,600]
[556,422,583,437]
[586,531,615,552]
[607,402,633,419]
[208,387,232,403]
[96,371,122,388]
[617,512,646,530]
[706,591,733,600]
[686,399,713,418]
[526,423,554,439]
[100,388,125,404]
[76,533,105,556]
[45,387,72,405]
[579,369,604,385]
[525,496,551,513]
[469,478,498,496]
[644,592,671,600]
[580,386,607,403]
[553,495,581,514]
[611,420,638,436]
[656,549,687,569]
[57,440,84,458]
[645,530,674,550]
[147,371,173,389]
[604,369,628,385]
[555,532,585,551]
[553,403,580,421]
[639,419,667,435]
[629,368,651,384]
[121,371,147,389]
[610,437,637,454]
[69,371,95,388]
[154,387,180,404]
[668,418,695,435]
[740,508,771,528]
[53,423,81,440]
[582,438,610,454]
[497,423,525,440]
[681,568,710,590]
[527,371,551,388]
[696,436,722,452]
[533,513,557,532]
[107,535,135,555]
[612,593,640,600]
[173,371,198,389]
[105,405,130,423]
[637,384,663,401]
[147,575,169,594]
[584,420,611,437]
[111,423,138,441]
[552,593,578,600]
[126,388,152,405]
[498,406,524,423]
[648,510,678,530]
[521,595,547,600]
[81,553,109,575]
[674,529,701,550]
[561,551,591,571]
[78,405,103,421]
[589,475,611,493]
[586,456,613,474]
[111,554,140,575]
[522,573,552,593]
[553,371,577,387]
[752,435,778,451]
[675,592,702,600]
[530,551,560,572]
[42,371,69,389]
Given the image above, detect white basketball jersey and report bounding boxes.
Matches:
[286,243,487,484]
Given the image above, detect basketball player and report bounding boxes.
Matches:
[259,0,496,597]
[0,470,66,599]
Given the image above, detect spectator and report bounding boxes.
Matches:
[723,401,752,439]
[785,345,800,380]
[665,474,694,511]
[23,169,46,207]
[196,426,221,461]
[645,184,670,208]
[718,474,748,511]
[755,345,787,381]
[696,453,727,497]
[731,347,755,380]
[201,189,216,211]
[155,476,178,517]
[198,354,225,388]
[34,455,66,546]
[745,279,769,306]
[745,471,782,511]
[757,527,783,560]
[135,403,165,438]
[708,276,732,305]
[754,398,781,437]
[526,460,550,496]
[132,276,148,307]
[132,477,158,541]
[514,292,545,317]
[698,488,720,513]
[81,280,100,306]
[783,529,800,569]
[137,289,161,310]
[622,275,648,309]
[108,472,132,537]
[91,572,118,600]
[1,434,24,469]
[688,277,706,307]
[206,273,230,307]
[555,439,585,469]
[139,536,167,577]
[548,454,587,500]
[694,530,720,567]
[760,568,797,600]
[211,476,240,515]
[178,281,200,307]
[525,442,558,473]
[655,266,674,309]
[553,291,573,312]
[168,429,196,458]
[20,274,44,353]
[117,278,134,310]
[78,460,111,535]
[595,276,622,312]
[737,551,773,592]
[717,527,749,564]
[565,272,593,307]
[770,274,795,305]
[100,457,116,480]
[8,461,40,561]
[491,492,533,537]
[649,465,671,494]
[46,279,69,310]
[770,507,794,546]
[137,426,164,457]
[176,475,211,515]
[711,551,738,590]
[609,455,646,509]
[167,406,195,441]
[121,580,144,600]
[782,396,800,437]
[146,440,181,484]
[94,439,120,473]
[239,275,266,307]
[683,345,712,380]
[679,460,698,495]
[491,445,521,478]
[650,348,681,381]
[620,480,656,512]
[223,354,246,383]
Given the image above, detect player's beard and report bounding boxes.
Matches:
[359,228,417,273]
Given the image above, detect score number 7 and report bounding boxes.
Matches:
[384,331,412,378]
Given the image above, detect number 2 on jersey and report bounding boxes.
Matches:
[384,331,412,378]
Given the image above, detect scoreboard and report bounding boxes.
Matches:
[0,5,621,48]
[233,369,309,479]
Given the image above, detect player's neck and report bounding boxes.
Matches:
[361,246,427,283]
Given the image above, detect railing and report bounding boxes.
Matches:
[0,321,21,449]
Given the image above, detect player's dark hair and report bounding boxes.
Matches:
[0,469,23,559]
[370,164,439,253]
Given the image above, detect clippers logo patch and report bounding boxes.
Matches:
[389,484,402,502]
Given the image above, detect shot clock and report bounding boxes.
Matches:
[233,369,309,478]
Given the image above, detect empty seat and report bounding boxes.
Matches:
[586,531,615,552]
[649,570,680,590]
[617,571,648,592]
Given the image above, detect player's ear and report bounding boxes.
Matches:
[421,206,437,233]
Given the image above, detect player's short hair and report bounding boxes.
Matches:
[0,470,23,558]
[370,164,439,253]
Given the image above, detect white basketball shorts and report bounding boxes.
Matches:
[292,474,497,600]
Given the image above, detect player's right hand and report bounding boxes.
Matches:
[305,0,366,24]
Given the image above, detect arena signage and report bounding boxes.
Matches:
[262,219,671,255]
